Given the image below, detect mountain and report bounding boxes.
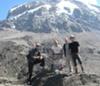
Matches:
[0,0,100,32]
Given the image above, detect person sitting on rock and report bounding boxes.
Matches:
[26,43,45,85]
[69,35,84,74]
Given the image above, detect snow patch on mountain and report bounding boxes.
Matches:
[28,4,51,13]
[88,5,100,12]
[77,0,97,5]
[10,4,51,20]
[10,3,26,12]
[56,0,79,14]
[76,0,100,12]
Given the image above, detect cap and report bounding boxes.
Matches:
[70,35,75,39]
[36,43,41,47]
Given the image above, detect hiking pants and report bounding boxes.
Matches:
[27,58,45,81]
[65,55,73,72]
[71,53,82,67]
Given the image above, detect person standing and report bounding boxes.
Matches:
[69,35,84,74]
[51,39,63,71]
[26,43,45,85]
[63,37,72,73]
[52,40,62,55]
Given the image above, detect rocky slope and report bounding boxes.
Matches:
[0,31,100,86]
[0,0,100,32]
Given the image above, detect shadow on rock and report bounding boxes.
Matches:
[29,70,100,86]
[31,70,68,86]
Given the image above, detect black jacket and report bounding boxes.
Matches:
[27,48,41,62]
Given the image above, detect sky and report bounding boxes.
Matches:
[0,0,100,20]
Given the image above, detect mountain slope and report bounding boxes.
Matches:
[0,0,100,32]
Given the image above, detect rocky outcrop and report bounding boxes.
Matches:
[30,72,100,86]
[0,72,100,86]
[0,41,28,77]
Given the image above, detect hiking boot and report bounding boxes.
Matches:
[26,80,32,85]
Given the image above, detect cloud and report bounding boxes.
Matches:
[77,0,97,5]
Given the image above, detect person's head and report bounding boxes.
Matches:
[64,37,69,43]
[53,39,59,46]
[32,43,35,48]
[36,42,41,48]
[69,35,75,42]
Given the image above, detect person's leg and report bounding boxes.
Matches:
[27,62,34,83]
[72,54,78,74]
[66,56,72,73]
[76,54,84,73]
[73,63,78,74]
[69,55,74,73]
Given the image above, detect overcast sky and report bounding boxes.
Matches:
[0,0,100,20]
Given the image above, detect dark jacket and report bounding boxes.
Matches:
[27,48,41,62]
[69,41,80,53]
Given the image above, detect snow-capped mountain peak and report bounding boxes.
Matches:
[8,0,100,20]
[1,0,100,33]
